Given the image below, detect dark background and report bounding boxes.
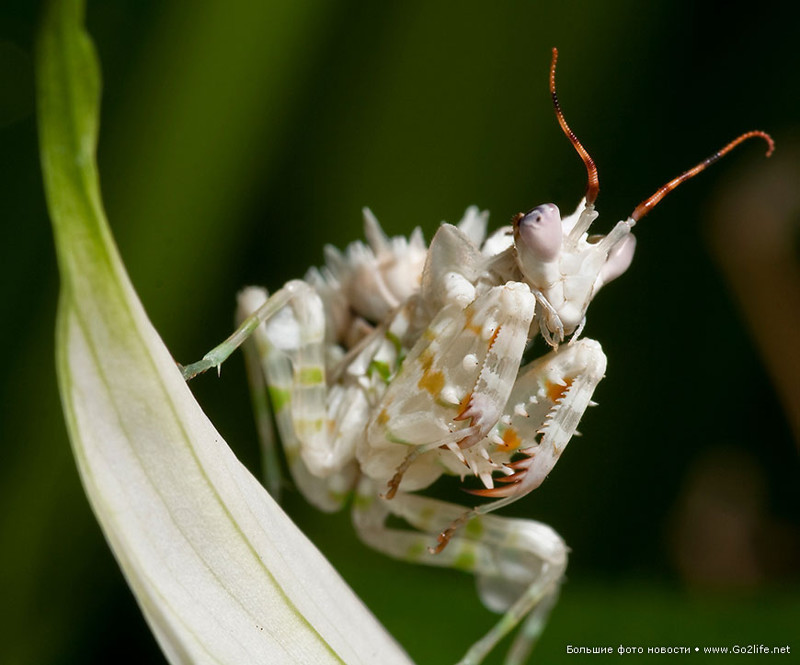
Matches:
[1,1,798,663]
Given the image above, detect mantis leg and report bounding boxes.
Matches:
[181,280,317,380]
[361,282,537,492]
[233,285,358,512]
[183,282,358,510]
[352,478,567,665]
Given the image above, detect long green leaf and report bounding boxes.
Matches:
[36,1,413,663]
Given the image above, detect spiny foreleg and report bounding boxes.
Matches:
[434,338,607,552]
[360,282,537,493]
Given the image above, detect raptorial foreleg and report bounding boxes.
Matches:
[432,338,607,554]
[360,281,537,492]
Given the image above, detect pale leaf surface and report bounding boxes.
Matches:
[37,1,413,663]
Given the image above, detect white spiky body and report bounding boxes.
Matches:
[178,36,773,657]
[180,51,771,658]
[253,204,627,505]
[188,201,634,665]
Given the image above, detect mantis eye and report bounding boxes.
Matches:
[598,234,636,286]
[514,203,562,262]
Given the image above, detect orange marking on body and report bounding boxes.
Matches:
[487,324,502,349]
[464,307,482,335]
[546,377,573,403]
[497,427,522,452]
[417,348,446,396]
[454,391,473,421]
[420,349,434,371]
[418,368,445,396]
[377,409,390,425]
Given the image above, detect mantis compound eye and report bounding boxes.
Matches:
[597,233,636,287]
[514,203,563,262]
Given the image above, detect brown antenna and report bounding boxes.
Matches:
[630,131,774,222]
[550,47,600,206]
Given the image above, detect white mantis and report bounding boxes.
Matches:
[182,48,773,665]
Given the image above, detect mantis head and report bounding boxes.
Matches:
[513,48,774,344]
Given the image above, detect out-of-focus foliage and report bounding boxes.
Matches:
[2,1,798,663]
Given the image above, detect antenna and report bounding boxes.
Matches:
[630,131,774,222]
[550,48,600,206]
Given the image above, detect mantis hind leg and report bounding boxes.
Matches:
[180,280,316,380]
[352,478,567,665]
[183,281,357,511]
[235,285,358,512]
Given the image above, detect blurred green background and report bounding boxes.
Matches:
[1,0,798,663]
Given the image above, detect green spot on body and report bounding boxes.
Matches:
[368,360,392,383]
[268,386,291,412]
[385,331,407,370]
[464,516,484,539]
[386,330,403,356]
[454,546,477,572]
[353,492,374,510]
[385,430,412,445]
[419,506,436,526]
[406,541,427,561]
[298,366,324,385]
[328,487,352,504]
[297,419,324,435]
